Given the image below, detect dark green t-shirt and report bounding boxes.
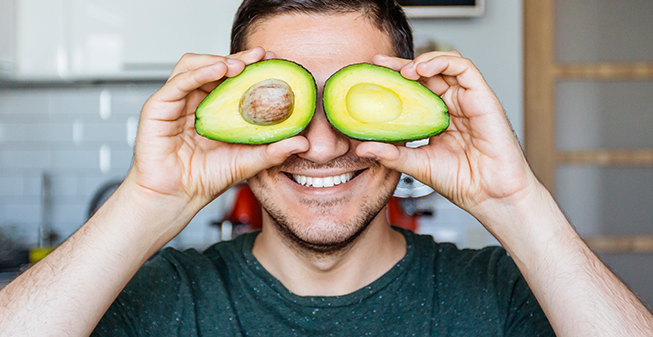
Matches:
[92,228,555,336]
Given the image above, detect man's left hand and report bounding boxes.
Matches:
[357,51,540,226]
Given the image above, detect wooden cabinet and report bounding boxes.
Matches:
[524,0,653,253]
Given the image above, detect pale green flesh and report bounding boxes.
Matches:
[195,59,316,144]
[323,63,449,142]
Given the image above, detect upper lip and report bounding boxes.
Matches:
[281,168,367,178]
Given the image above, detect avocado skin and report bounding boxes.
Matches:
[323,63,450,143]
[195,59,317,144]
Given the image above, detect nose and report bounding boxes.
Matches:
[297,100,351,165]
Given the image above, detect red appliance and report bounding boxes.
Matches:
[386,197,418,232]
[222,183,262,232]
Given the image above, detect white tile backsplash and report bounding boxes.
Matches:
[0,175,24,197]
[51,149,99,170]
[51,201,87,235]
[48,175,79,198]
[23,123,72,142]
[0,90,49,115]
[49,89,101,116]
[1,150,52,169]
[0,83,163,246]
[84,122,128,143]
[0,201,42,225]
[0,122,25,142]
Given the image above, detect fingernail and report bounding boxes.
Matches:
[226,58,238,64]
[405,61,414,68]
[363,153,377,160]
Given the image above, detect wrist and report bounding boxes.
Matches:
[473,181,580,266]
[88,177,203,257]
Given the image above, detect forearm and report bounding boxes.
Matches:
[476,184,653,336]
[0,179,200,336]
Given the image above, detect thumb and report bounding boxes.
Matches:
[356,142,419,177]
[242,136,309,176]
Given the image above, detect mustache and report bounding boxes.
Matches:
[273,154,377,172]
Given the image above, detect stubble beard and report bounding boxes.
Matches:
[248,155,400,256]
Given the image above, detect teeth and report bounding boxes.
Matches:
[292,172,355,187]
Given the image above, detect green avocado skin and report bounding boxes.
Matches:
[323,63,450,143]
[194,59,317,144]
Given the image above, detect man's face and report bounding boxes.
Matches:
[246,13,401,252]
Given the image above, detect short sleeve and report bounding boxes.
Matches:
[91,250,184,337]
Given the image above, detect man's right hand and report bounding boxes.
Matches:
[125,47,309,235]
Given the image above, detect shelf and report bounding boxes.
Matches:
[555,63,653,80]
[584,235,653,254]
[557,149,653,166]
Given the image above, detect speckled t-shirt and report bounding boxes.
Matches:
[92,227,555,336]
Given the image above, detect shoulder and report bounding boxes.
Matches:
[408,231,526,307]
[406,229,516,277]
[408,233,554,335]
[434,241,518,279]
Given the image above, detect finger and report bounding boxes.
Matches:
[195,48,271,94]
[224,58,246,77]
[231,47,267,64]
[168,48,266,81]
[400,51,462,80]
[154,61,229,104]
[418,75,452,96]
[241,136,310,177]
[409,55,486,91]
[372,54,411,72]
[169,53,227,81]
[264,51,277,60]
[413,50,462,63]
[198,81,221,95]
[355,142,421,178]
[223,48,267,77]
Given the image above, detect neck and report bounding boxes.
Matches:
[252,208,406,296]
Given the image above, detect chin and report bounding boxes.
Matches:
[268,206,376,254]
[251,175,399,254]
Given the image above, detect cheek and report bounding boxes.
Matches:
[372,166,402,190]
[247,172,272,199]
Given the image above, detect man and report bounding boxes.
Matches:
[1,0,652,336]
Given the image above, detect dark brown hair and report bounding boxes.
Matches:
[230,0,414,59]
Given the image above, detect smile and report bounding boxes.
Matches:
[290,170,364,188]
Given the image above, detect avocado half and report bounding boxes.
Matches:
[195,59,317,144]
[323,63,449,142]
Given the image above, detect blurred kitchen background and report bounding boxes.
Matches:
[1,0,652,306]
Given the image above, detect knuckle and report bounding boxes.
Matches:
[179,52,197,62]
[462,57,475,67]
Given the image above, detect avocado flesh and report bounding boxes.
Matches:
[323,63,449,142]
[195,59,317,144]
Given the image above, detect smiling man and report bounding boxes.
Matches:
[244,12,408,296]
[1,0,653,336]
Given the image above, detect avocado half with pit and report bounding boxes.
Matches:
[195,59,317,144]
[323,63,449,142]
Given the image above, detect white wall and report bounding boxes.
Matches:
[409,0,524,140]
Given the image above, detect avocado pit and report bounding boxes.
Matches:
[239,79,295,125]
